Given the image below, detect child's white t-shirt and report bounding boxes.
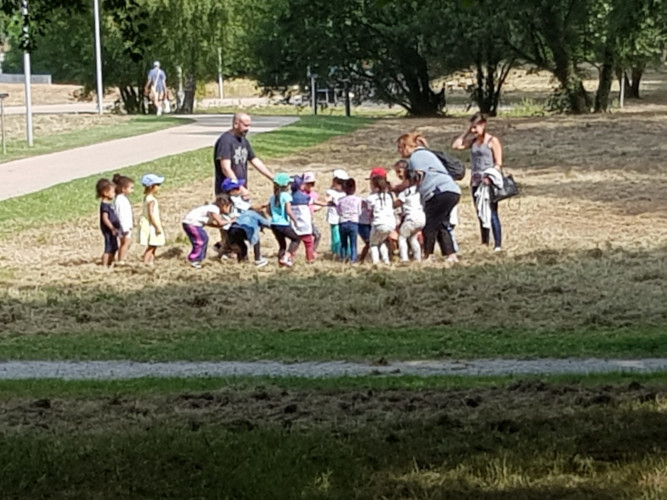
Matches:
[231,195,251,214]
[367,192,396,228]
[291,204,313,235]
[114,194,134,233]
[326,189,346,225]
[397,186,425,222]
[182,204,221,227]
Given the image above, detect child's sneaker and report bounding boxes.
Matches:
[279,255,293,267]
[189,260,202,269]
[255,258,268,268]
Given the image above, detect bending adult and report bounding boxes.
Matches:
[213,112,273,195]
[397,132,461,263]
[452,112,503,251]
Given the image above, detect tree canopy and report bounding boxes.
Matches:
[1,0,664,114]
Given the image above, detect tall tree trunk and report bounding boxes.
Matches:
[595,45,615,113]
[400,61,445,116]
[629,66,643,98]
[179,74,196,113]
[120,85,143,114]
[473,56,513,117]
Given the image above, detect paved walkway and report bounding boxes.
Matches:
[0,358,665,380]
[0,114,298,201]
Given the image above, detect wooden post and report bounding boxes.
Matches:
[619,70,625,108]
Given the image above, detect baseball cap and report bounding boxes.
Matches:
[302,171,316,184]
[273,172,292,187]
[366,167,387,179]
[332,168,350,180]
[141,173,165,187]
[221,178,245,192]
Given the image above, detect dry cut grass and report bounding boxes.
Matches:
[1,110,666,337]
[0,380,665,498]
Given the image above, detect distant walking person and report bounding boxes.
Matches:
[213,112,273,195]
[452,112,504,252]
[144,61,167,115]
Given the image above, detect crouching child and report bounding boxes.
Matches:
[182,194,234,268]
[226,208,271,267]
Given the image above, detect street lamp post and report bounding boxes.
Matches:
[93,0,104,114]
[21,0,33,147]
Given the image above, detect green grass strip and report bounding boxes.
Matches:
[0,371,665,399]
[0,115,187,164]
[0,116,372,238]
[0,325,664,362]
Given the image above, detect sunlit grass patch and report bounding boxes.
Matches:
[0,116,372,238]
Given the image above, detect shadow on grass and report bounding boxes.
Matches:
[1,245,666,361]
[0,382,664,498]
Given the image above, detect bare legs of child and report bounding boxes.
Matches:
[142,246,157,266]
[117,233,132,263]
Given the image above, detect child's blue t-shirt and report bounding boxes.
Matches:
[269,192,292,226]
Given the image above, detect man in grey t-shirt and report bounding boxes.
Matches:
[213,113,273,194]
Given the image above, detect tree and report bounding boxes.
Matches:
[507,0,594,114]
[249,0,451,116]
[444,0,516,116]
[615,0,666,99]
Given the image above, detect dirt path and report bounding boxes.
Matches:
[1,358,666,380]
[0,114,298,201]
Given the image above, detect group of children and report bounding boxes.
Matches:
[321,164,432,265]
[96,162,455,268]
[95,172,165,267]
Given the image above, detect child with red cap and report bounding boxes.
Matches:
[366,167,396,264]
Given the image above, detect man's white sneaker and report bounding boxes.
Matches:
[255,258,268,268]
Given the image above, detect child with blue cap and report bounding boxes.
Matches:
[138,173,165,266]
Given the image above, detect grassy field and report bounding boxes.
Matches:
[0,115,371,237]
[0,114,187,163]
[0,375,665,498]
[1,81,667,498]
[0,110,665,361]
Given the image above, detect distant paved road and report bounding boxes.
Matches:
[0,114,298,201]
[0,358,665,380]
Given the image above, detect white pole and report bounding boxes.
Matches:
[619,70,625,109]
[217,47,223,99]
[93,0,104,114]
[21,0,33,147]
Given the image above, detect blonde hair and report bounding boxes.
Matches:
[396,132,429,155]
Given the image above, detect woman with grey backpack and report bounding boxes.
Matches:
[396,132,461,264]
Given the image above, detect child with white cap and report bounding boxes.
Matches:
[325,168,349,258]
[138,173,166,266]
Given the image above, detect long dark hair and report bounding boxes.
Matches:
[273,182,287,209]
[344,178,356,196]
[470,112,488,125]
[371,176,391,208]
[112,174,134,194]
